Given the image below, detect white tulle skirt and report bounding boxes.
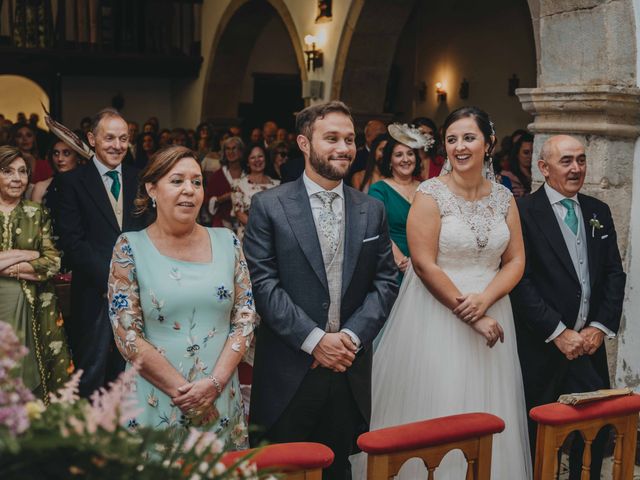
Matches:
[351,266,532,479]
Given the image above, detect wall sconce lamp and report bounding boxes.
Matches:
[435,82,447,103]
[304,34,324,71]
[459,78,469,100]
[508,74,520,96]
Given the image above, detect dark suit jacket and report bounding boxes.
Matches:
[510,186,626,406]
[243,176,398,434]
[55,160,145,346]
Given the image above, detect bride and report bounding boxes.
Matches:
[352,107,532,479]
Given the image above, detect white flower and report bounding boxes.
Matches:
[22,205,38,218]
[49,341,63,355]
[40,292,54,307]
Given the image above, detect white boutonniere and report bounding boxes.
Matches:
[589,213,604,237]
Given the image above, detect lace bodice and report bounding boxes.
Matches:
[418,178,512,290]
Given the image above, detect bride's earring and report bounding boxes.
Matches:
[151,197,156,208]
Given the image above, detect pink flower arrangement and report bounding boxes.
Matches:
[0,321,269,479]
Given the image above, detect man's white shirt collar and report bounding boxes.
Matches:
[303,171,344,199]
[544,182,579,206]
[92,155,122,176]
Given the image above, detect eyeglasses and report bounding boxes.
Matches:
[276,151,288,157]
[0,167,29,178]
[225,146,239,152]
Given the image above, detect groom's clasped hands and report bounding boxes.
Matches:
[311,332,358,372]
[454,292,504,348]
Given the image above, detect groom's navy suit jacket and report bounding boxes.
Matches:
[243,176,398,437]
[510,186,626,407]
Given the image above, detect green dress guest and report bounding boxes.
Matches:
[108,146,255,449]
[368,180,411,260]
[368,129,424,283]
[0,146,73,402]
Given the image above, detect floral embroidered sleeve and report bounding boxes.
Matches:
[229,233,256,352]
[28,205,61,280]
[108,235,148,361]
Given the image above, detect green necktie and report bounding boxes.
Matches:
[105,170,121,200]
[559,199,578,235]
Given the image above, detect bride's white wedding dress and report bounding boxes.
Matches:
[351,177,532,479]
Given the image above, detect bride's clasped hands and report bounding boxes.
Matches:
[454,292,504,347]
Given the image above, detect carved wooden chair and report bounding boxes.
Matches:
[529,394,640,479]
[357,412,505,479]
[222,441,334,479]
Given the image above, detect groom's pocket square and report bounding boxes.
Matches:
[601,235,609,239]
[363,235,380,243]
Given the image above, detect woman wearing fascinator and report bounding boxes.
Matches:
[351,107,532,479]
[368,124,429,283]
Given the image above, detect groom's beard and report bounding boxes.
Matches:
[309,145,352,181]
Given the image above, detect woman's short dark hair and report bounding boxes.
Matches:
[509,132,534,191]
[379,137,422,178]
[441,106,497,155]
[242,143,270,174]
[295,101,353,140]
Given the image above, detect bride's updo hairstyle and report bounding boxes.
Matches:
[441,106,497,157]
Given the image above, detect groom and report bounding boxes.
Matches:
[510,135,626,479]
[243,101,398,479]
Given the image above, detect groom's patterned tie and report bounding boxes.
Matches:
[315,191,340,255]
[560,198,579,235]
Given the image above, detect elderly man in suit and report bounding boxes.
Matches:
[510,135,626,480]
[56,108,146,397]
[243,101,398,479]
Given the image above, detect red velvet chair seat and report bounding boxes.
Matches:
[357,412,505,455]
[222,442,334,472]
[530,394,640,426]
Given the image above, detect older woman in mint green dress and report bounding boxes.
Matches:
[108,146,255,449]
[0,146,73,402]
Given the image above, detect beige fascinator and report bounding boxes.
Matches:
[387,123,435,152]
[42,104,93,160]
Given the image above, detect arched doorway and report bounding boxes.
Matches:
[333,0,537,137]
[0,75,50,129]
[201,0,306,132]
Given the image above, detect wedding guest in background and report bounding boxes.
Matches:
[0,145,72,401]
[32,138,81,204]
[171,128,188,147]
[412,117,446,179]
[249,128,263,145]
[351,133,388,193]
[501,133,533,198]
[348,119,386,183]
[134,132,158,170]
[266,140,289,181]
[510,135,626,480]
[158,129,172,148]
[232,143,279,241]
[204,136,245,229]
[108,145,255,445]
[369,126,425,282]
[10,123,53,183]
[196,122,221,174]
[56,108,145,397]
